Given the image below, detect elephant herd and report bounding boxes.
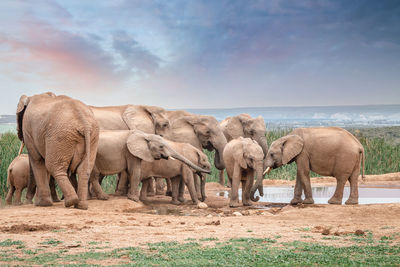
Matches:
[6,92,365,210]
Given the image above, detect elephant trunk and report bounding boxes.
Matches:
[250,163,264,202]
[169,149,211,174]
[256,136,269,160]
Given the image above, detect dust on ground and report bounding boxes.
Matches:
[0,173,399,256]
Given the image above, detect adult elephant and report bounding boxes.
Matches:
[90,104,170,136]
[219,114,268,186]
[17,92,99,209]
[257,127,365,205]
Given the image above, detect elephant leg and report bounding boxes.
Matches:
[14,188,23,205]
[155,178,165,195]
[182,167,199,204]
[219,169,225,186]
[31,159,53,207]
[139,179,149,201]
[290,177,303,205]
[25,161,36,205]
[5,186,15,205]
[69,172,78,192]
[127,157,141,202]
[147,177,155,197]
[115,171,128,196]
[345,168,360,205]
[193,174,202,200]
[178,176,185,203]
[170,176,181,205]
[165,178,172,196]
[90,171,109,200]
[229,164,241,208]
[200,175,206,202]
[296,160,313,204]
[328,175,346,205]
[73,163,92,210]
[242,172,254,206]
[50,177,60,202]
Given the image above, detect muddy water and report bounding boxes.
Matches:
[219,185,400,204]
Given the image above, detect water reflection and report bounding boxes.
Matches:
[219,185,400,204]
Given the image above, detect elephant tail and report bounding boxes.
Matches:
[84,129,92,178]
[360,148,365,181]
[18,142,24,156]
[7,167,12,188]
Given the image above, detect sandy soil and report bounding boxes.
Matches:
[1,173,400,256]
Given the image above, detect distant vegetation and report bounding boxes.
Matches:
[1,127,400,199]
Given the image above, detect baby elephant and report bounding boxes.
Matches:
[223,137,264,207]
[6,154,29,205]
[261,127,365,205]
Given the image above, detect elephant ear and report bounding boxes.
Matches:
[122,105,154,133]
[234,141,247,169]
[281,135,304,165]
[16,95,30,141]
[126,132,154,162]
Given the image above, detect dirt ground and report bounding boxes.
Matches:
[1,173,400,255]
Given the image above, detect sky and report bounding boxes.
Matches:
[0,0,399,114]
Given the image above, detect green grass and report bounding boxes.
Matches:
[0,239,399,266]
[1,127,400,198]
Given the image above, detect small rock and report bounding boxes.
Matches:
[233,211,243,216]
[355,230,365,236]
[197,202,208,209]
[322,229,330,235]
[206,214,213,218]
[241,210,250,216]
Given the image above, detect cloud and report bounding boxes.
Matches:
[112,31,162,77]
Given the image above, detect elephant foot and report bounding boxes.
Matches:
[229,201,240,208]
[191,199,199,205]
[156,189,164,195]
[171,199,181,205]
[114,190,127,196]
[52,198,61,203]
[74,201,88,210]
[243,201,252,206]
[64,195,79,207]
[303,197,314,204]
[178,196,185,203]
[97,193,109,200]
[24,199,33,205]
[290,197,303,205]
[147,191,155,197]
[5,199,12,205]
[200,196,206,202]
[35,197,53,207]
[127,193,140,202]
[14,201,23,206]
[165,191,172,197]
[328,197,342,205]
[345,198,358,205]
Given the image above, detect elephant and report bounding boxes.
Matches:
[223,137,264,207]
[219,114,268,186]
[258,127,365,205]
[137,142,211,204]
[89,130,210,202]
[166,114,227,196]
[5,154,29,205]
[89,104,171,196]
[17,92,99,209]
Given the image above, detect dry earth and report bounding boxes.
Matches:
[1,173,400,257]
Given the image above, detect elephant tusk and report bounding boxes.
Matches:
[263,167,271,176]
[169,156,177,161]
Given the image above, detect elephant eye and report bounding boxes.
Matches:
[163,123,168,127]
[270,153,274,157]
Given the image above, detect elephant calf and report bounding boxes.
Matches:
[6,154,29,205]
[138,142,211,205]
[90,130,210,202]
[223,137,264,207]
[260,127,365,205]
